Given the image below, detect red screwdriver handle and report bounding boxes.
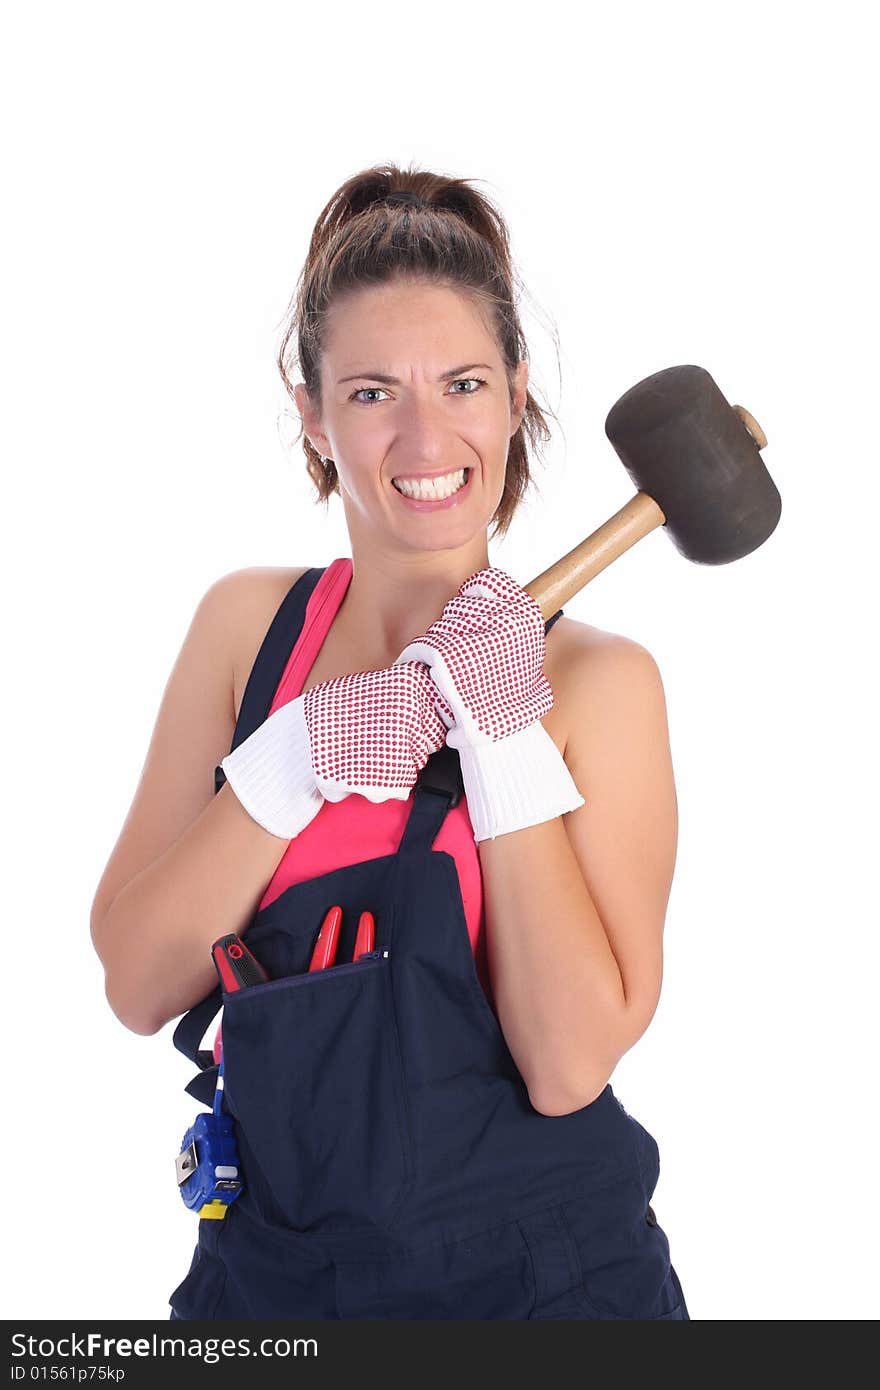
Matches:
[212,934,270,992]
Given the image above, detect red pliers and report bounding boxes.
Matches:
[308,906,375,970]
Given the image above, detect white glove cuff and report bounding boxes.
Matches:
[220,695,324,841]
[449,720,585,842]
[393,640,464,735]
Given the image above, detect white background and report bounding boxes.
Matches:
[3,0,877,1322]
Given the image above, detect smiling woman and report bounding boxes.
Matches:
[288,275,532,569]
[92,159,688,1323]
[277,164,557,544]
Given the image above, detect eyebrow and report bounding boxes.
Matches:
[337,362,495,385]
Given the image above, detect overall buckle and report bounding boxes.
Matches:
[415,743,463,808]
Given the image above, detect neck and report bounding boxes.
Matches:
[334,539,492,663]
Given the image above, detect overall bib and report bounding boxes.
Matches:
[170,567,690,1320]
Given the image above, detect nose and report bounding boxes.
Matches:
[391,394,456,468]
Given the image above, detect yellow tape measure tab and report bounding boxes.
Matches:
[197,1200,228,1220]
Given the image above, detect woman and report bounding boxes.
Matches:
[90,163,689,1320]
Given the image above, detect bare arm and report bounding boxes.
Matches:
[94,781,290,1034]
[90,568,306,1035]
[479,636,678,1114]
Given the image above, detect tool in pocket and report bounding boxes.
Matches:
[308,904,342,970]
[179,915,381,1217]
[309,905,377,969]
[353,910,375,960]
[175,934,268,1219]
[211,909,378,1061]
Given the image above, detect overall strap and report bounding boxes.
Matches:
[397,606,566,857]
[397,743,465,855]
[214,565,327,790]
[172,566,327,1068]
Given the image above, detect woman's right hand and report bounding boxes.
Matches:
[302,660,448,802]
[220,660,447,839]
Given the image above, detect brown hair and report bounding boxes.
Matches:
[276,162,559,540]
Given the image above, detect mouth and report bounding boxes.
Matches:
[391,467,472,508]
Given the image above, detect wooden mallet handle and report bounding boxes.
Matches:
[524,367,779,619]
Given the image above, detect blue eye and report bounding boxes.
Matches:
[449,377,487,394]
[350,377,487,405]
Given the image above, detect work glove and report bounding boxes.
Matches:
[220,661,448,839]
[394,567,585,841]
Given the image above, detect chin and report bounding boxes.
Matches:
[401,513,493,547]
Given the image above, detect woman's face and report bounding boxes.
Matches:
[295,280,528,555]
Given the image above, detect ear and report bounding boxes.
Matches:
[510,359,529,435]
[294,383,332,458]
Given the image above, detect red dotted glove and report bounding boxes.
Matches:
[221,660,447,838]
[401,567,554,742]
[395,567,584,841]
[303,662,447,800]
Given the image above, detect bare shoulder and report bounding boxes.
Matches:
[545,616,666,753]
[547,615,634,655]
[549,614,662,676]
[216,566,312,720]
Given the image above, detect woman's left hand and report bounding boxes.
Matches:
[394,568,584,841]
[394,567,554,747]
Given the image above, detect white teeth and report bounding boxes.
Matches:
[393,469,468,500]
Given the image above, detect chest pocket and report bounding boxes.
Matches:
[220,868,416,1237]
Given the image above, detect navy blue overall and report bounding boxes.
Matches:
[170,566,690,1320]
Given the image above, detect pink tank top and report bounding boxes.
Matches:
[255,558,493,1007]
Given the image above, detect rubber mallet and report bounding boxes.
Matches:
[525,364,780,617]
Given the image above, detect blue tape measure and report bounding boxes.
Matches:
[174,1050,244,1219]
